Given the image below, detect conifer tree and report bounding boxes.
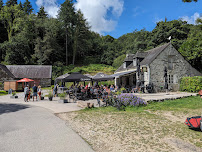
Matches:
[23,0,33,15]
[37,6,47,18]
[0,0,3,10]
[6,0,17,7]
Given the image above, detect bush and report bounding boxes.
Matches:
[180,76,202,92]
[117,93,147,107]
[48,91,53,98]
[58,92,67,99]
[12,91,16,96]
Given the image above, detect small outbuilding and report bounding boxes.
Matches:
[6,65,52,87]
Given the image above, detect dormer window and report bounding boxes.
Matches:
[123,62,126,68]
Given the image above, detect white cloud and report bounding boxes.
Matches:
[180,12,202,24]
[36,0,59,18]
[74,0,124,34]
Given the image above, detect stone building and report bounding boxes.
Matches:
[114,43,202,92]
[6,65,52,87]
[0,64,15,90]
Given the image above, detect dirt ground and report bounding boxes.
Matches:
[56,108,202,152]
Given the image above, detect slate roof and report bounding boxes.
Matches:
[6,65,52,79]
[92,72,114,81]
[140,43,170,66]
[84,74,93,78]
[124,54,135,61]
[0,64,15,78]
[134,52,148,58]
[55,73,70,80]
[116,43,170,73]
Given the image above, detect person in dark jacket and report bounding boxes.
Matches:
[32,84,38,101]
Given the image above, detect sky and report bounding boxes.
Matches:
[3,0,202,38]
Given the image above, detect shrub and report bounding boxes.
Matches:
[58,92,67,99]
[180,76,202,92]
[48,91,53,98]
[12,91,16,96]
[117,93,147,107]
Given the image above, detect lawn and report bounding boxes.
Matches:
[0,91,7,96]
[57,96,202,152]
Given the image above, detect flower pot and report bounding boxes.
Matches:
[48,97,53,101]
[58,99,68,103]
[10,95,18,99]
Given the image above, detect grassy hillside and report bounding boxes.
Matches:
[53,64,116,80]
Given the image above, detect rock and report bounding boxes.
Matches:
[77,101,94,108]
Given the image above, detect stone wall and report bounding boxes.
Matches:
[149,44,202,92]
[33,78,51,87]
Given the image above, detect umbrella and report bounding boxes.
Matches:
[164,67,168,90]
[17,78,34,82]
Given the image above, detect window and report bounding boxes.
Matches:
[168,56,174,70]
[169,75,173,84]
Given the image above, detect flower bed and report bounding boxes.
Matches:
[117,93,147,107]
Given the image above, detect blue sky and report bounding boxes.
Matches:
[3,0,202,38]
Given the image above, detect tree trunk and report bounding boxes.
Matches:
[72,29,78,65]
[66,27,68,65]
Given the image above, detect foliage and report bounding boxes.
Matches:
[23,0,33,15]
[58,92,67,99]
[117,93,147,107]
[48,91,53,98]
[112,54,126,68]
[12,91,16,96]
[180,76,202,92]
[178,25,202,71]
[0,90,7,96]
[0,1,201,73]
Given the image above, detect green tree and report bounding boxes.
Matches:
[37,6,47,18]
[58,0,75,65]
[33,18,63,65]
[112,54,126,68]
[72,10,90,65]
[179,25,202,71]
[0,0,3,10]
[0,4,25,41]
[19,1,23,10]
[6,0,17,7]
[150,20,190,49]
[23,0,33,15]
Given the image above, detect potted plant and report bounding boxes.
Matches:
[10,91,18,99]
[48,91,53,101]
[58,92,68,103]
[120,87,127,93]
[41,93,44,100]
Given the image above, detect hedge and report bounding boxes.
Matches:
[180,76,202,92]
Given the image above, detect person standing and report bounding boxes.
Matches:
[32,84,38,101]
[38,85,42,100]
[24,85,29,102]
